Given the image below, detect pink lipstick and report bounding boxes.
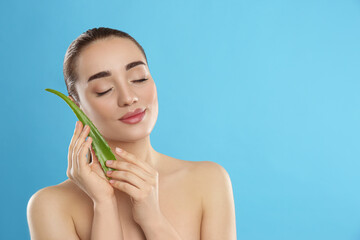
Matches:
[119,108,146,124]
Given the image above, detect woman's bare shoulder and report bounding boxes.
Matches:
[27,180,90,239]
[192,160,228,175]
[165,154,226,182]
[31,179,84,197]
[172,156,225,174]
[28,179,90,214]
[190,160,229,184]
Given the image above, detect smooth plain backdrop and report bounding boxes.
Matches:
[1,0,359,239]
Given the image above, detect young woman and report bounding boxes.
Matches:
[27,27,237,240]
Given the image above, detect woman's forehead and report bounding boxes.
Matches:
[79,37,144,64]
[76,37,146,80]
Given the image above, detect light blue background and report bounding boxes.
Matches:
[1,0,359,239]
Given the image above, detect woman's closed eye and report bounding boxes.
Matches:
[96,78,148,96]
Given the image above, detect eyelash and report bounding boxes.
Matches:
[96,78,148,96]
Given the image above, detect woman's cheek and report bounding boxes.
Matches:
[146,81,158,105]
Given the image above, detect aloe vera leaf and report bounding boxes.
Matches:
[45,88,116,180]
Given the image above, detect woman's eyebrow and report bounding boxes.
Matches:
[87,60,146,83]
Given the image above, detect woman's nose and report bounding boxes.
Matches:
[117,85,138,107]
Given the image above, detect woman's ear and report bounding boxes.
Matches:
[68,95,80,108]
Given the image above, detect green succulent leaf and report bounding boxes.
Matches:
[45,88,116,180]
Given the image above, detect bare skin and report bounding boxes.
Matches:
[27,36,236,240]
[28,151,236,239]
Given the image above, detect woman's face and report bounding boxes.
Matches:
[71,37,158,142]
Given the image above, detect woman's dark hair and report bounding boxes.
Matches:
[63,27,148,105]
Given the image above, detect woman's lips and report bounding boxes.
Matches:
[120,108,146,120]
[119,109,146,124]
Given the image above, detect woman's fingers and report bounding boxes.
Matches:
[72,124,90,170]
[67,121,82,176]
[110,180,141,199]
[73,124,90,156]
[114,149,156,176]
[106,149,158,186]
[68,121,91,179]
[105,148,157,195]
[107,168,146,189]
[66,121,82,178]
[106,160,153,183]
[89,146,107,179]
[89,145,99,164]
[77,136,93,171]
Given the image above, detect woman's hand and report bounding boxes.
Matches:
[67,121,115,203]
[105,148,162,227]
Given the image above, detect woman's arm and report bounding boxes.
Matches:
[91,196,124,240]
[27,187,124,240]
[199,161,237,240]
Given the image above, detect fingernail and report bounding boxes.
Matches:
[106,160,113,165]
[109,179,115,184]
[107,170,113,175]
[116,147,122,153]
